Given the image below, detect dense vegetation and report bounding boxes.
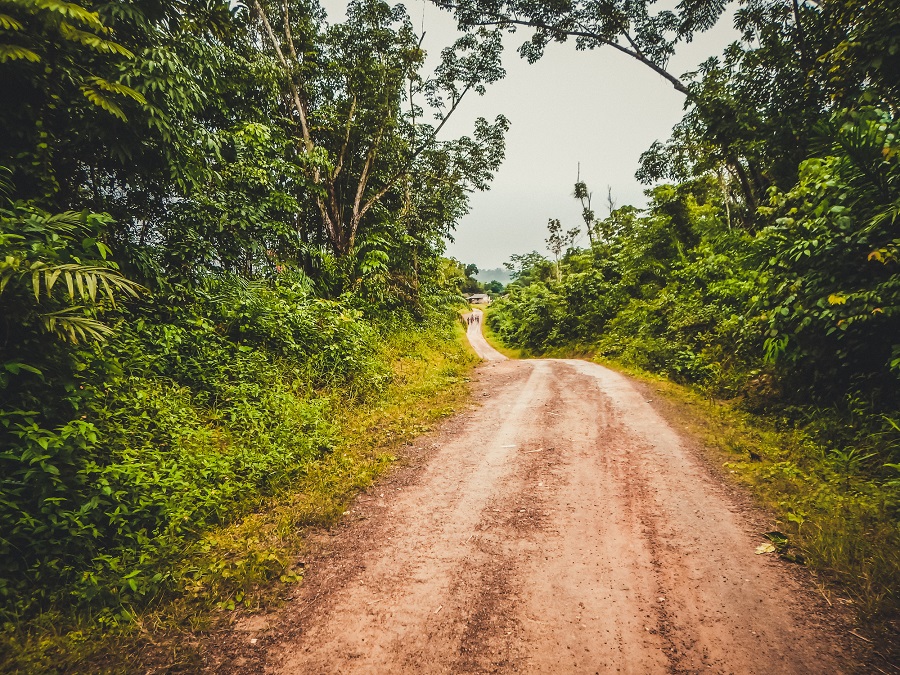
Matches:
[2,0,898,666]
[0,0,505,657]
[482,0,900,625]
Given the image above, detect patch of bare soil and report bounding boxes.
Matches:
[202,329,870,673]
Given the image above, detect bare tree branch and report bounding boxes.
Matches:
[474,16,689,94]
[334,95,357,181]
[252,0,314,148]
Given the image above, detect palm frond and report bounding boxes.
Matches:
[41,308,115,343]
[28,262,144,305]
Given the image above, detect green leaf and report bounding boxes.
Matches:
[43,309,115,343]
[86,76,147,105]
[79,85,127,120]
[0,14,24,31]
[0,44,40,63]
[85,270,97,300]
[74,270,85,299]
[33,0,107,33]
[45,267,62,294]
[3,361,43,376]
[58,22,131,57]
[0,269,15,295]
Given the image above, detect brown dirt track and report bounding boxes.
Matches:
[204,310,863,674]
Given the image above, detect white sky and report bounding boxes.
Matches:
[320,1,739,271]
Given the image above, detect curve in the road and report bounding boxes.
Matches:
[465,308,506,362]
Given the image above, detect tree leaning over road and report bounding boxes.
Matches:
[432,0,739,94]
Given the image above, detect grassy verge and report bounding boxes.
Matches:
[595,355,898,654]
[1,322,478,674]
[484,327,898,656]
[475,304,528,359]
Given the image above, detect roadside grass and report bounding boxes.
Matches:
[0,322,478,674]
[476,304,528,359]
[592,356,899,653]
[485,327,898,654]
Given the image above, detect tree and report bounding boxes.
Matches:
[504,251,554,286]
[0,0,149,201]
[484,279,504,294]
[635,0,900,225]
[252,0,507,260]
[573,165,596,247]
[545,218,580,282]
[0,0,302,284]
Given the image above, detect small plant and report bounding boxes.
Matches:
[827,447,876,477]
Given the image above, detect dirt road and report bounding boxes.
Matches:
[465,309,506,362]
[211,310,857,674]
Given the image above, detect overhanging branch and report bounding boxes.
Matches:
[476,16,689,95]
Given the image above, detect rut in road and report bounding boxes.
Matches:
[211,310,856,674]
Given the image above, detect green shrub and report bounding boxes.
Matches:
[0,272,412,623]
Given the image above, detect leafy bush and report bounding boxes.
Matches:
[756,108,900,403]
[0,270,408,622]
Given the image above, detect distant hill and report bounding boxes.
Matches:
[474,267,512,284]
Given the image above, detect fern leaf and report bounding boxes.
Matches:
[33,0,107,33]
[45,210,90,232]
[44,267,62,293]
[0,14,24,30]
[870,201,900,228]
[84,270,97,301]
[59,22,132,57]
[86,76,147,105]
[29,263,143,301]
[80,85,127,121]
[0,44,40,63]
[74,270,85,300]
[42,308,114,343]
[98,274,114,306]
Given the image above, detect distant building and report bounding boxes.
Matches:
[466,293,491,305]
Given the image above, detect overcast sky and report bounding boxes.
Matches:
[320,1,738,271]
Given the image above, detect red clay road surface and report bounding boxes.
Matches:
[207,309,861,674]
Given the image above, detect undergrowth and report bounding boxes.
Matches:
[0,290,476,673]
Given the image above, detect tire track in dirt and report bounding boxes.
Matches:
[270,361,552,673]
[563,359,847,674]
